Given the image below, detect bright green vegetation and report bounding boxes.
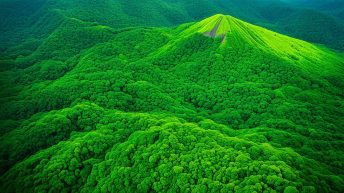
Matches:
[195,14,233,37]
[1,10,344,193]
[1,103,342,193]
[1,0,344,51]
[180,14,342,75]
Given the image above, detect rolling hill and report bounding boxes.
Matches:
[0,13,343,192]
[1,0,344,52]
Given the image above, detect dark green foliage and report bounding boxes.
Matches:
[1,0,344,52]
[0,2,344,193]
[279,9,344,50]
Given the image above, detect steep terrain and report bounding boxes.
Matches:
[0,13,343,192]
[1,0,344,52]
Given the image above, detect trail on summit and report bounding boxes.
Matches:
[204,15,226,38]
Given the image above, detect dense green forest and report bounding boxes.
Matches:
[1,0,344,51]
[1,1,344,193]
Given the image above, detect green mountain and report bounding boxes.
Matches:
[1,13,343,192]
[1,0,344,52]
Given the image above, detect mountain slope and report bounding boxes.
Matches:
[175,14,343,77]
[0,14,343,192]
[1,0,344,52]
[278,9,344,50]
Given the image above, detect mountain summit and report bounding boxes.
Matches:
[0,6,344,193]
[179,14,342,76]
[198,14,232,41]
[187,13,300,48]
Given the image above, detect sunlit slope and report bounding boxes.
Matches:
[180,14,343,77]
[0,14,343,193]
[1,0,344,51]
[0,103,342,193]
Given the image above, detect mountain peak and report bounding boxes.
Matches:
[178,13,342,73]
[198,14,232,41]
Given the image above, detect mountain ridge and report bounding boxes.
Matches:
[0,8,343,193]
[1,0,343,51]
[171,14,343,78]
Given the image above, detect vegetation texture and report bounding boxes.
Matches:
[1,0,344,51]
[0,2,344,193]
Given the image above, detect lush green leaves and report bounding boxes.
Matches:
[0,10,343,193]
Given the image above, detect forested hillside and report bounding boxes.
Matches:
[1,0,344,51]
[0,12,343,192]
